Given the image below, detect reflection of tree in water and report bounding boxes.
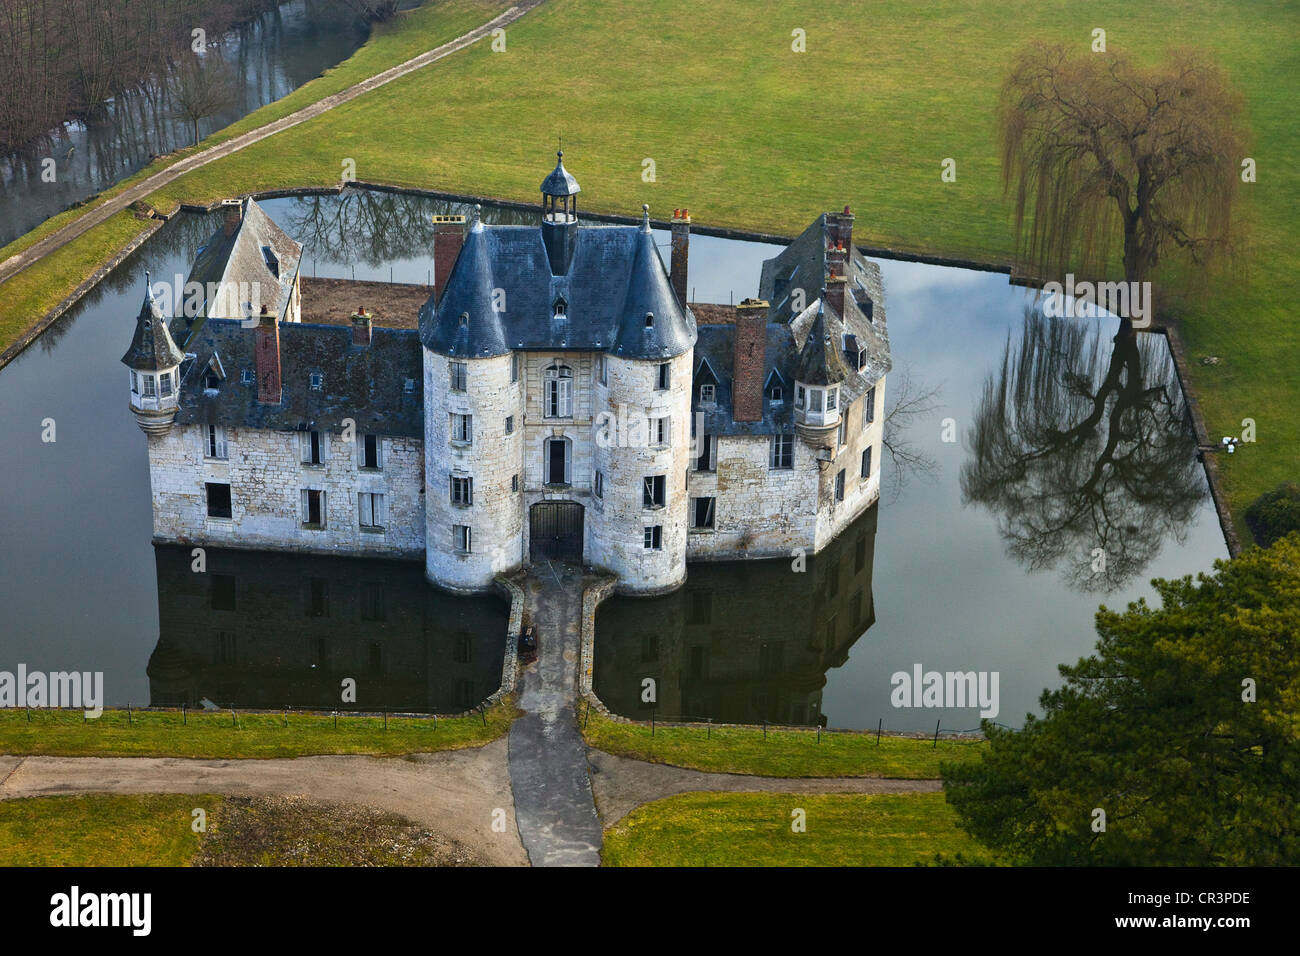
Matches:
[961,309,1206,593]
[284,190,538,268]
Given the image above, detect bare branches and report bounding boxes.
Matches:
[165,54,238,147]
[881,364,942,498]
[999,42,1248,288]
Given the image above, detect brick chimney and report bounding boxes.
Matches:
[351,306,372,347]
[433,215,467,304]
[827,239,848,279]
[254,305,282,405]
[670,208,691,305]
[826,205,854,252]
[222,199,243,238]
[733,298,768,422]
[825,274,847,318]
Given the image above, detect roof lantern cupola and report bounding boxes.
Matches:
[540,149,580,276]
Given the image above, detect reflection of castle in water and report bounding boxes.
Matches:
[593,505,878,727]
[147,546,506,712]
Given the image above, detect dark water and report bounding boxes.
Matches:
[0,189,1227,721]
[0,0,369,247]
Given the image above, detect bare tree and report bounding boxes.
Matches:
[328,0,399,23]
[999,43,1248,290]
[880,365,942,500]
[165,53,238,147]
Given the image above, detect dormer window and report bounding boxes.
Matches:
[645,312,654,329]
[203,369,221,390]
[770,385,783,405]
[699,383,715,405]
[261,245,279,279]
[241,368,254,385]
[553,297,568,318]
[309,372,324,390]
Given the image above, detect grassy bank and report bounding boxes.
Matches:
[0,701,515,759]
[603,792,990,866]
[583,712,983,778]
[0,793,216,866]
[1,0,1295,529]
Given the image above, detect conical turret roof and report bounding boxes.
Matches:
[610,209,695,359]
[121,278,186,371]
[795,297,849,386]
[418,220,509,357]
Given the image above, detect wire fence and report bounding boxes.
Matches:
[2,701,500,731]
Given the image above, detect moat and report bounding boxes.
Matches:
[0,190,1227,726]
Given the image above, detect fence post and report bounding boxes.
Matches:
[383,710,388,731]
[817,725,821,745]
[282,707,287,728]
[876,718,882,746]
[651,708,655,737]
[479,705,487,727]
[127,703,132,727]
[334,711,338,730]
[432,713,437,732]
[231,708,237,728]
[182,702,187,726]
[933,719,940,748]
[707,717,711,740]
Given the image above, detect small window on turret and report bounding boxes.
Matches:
[142,375,157,399]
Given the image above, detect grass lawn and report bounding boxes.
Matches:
[0,701,516,759]
[0,0,1295,532]
[583,712,983,778]
[0,793,216,866]
[602,792,991,866]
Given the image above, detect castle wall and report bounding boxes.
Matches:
[815,374,886,550]
[424,348,525,590]
[146,425,425,557]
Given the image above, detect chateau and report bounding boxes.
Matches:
[123,154,891,595]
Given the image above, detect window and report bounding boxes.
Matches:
[656,363,671,390]
[651,416,670,446]
[644,312,654,329]
[450,361,467,392]
[202,368,220,390]
[159,371,173,396]
[693,433,714,472]
[691,497,716,530]
[545,364,572,418]
[505,415,514,435]
[643,525,663,550]
[309,372,324,390]
[510,352,520,384]
[861,446,873,479]
[838,416,847,448]
[795,384,805,409]
[545,437,570,485]
[769,385,783,405]
[699,383,715,404]
[142,374,157,399]
[205,425,228,460]
[129,370,139,394]
[827,388,838,411]
[864,385,876,426]
[643,475,666,508]
[241,368,254,385]
[210,574,236,611]
[306,577,329,617]
[217,632,236,664]
[453,524,472,553]
[302,488,326,528]
[368,642,383,673]
[809,389,824,413]
[855,535,867,573]
[834,469,846,502]
[511,473,519,493]
[770,433,794,469]
[597,354,607,385]
[206,482,232,519]
[450,475,473,506]
[359,492,385,529]
[553,296,568,318]
[404,377,416,393]
[360,582,386,622]
[361,434,382,469]
[594,470,604,499]
[300,430,324,465]
[451,413,473,444]
[857,346,868,371]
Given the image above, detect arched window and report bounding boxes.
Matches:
[545,363,572,418]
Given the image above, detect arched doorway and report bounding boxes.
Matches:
[529,501,584,563]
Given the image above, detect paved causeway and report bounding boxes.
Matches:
[507,564,602,866]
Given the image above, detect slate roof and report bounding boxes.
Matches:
[691,212,892,436]
[794,300,851,385]
[170,317,424,437]
[540,151,581,196]
[419,215,696,360]
[121,283,186,371]
[185,198,301,328]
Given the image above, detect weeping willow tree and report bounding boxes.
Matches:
[1000,43,1248,287]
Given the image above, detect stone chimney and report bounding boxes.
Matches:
[222,199,243,238]
[351,306,372,347]
[670,208,691,305]
[254,305,282,405]
[433,215,467,304]
[733,297,769,422]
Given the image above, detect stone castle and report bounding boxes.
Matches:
[122,153,891,595]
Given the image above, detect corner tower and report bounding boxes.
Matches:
[121,274,186,435]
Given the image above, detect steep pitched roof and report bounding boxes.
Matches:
[419,218,696,360]
[185,198,302,328]
[121,282,186,371]
[794,300,850,385]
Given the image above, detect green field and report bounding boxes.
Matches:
[0,702,514,758]
[0,794,216,866]
[583,712,983,778]
[603,792,990,866]
[0,0,1295,533]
